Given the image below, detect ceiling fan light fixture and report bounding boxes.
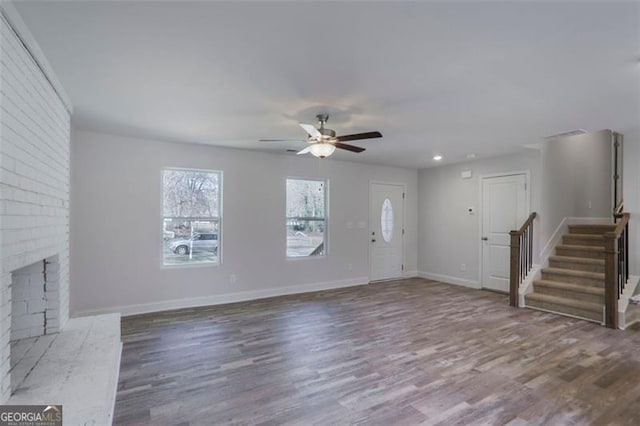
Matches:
[309,143,336,159]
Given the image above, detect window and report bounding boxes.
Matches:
[381,198,394,242]
[162,168,221,266]
[286,178,327,257]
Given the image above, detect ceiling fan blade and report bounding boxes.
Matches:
[334,142,365,153]
[296,146,312,155]
[336,131,382,142]
[259,139,306,142]
[299,123,322,138]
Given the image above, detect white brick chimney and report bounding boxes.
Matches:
[0,6,72,402]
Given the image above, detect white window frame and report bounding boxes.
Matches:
[285,177,329,259]
[161,167,223,268]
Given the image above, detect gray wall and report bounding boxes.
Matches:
[418,150,542,286]
[70,130,418,315]
[621,128,640,276]
[539,130,613,245]
[418,129,619,287]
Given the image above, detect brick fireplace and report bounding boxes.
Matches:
[11,258,61,340]
[8,257,62,392]
[0,7,71,402]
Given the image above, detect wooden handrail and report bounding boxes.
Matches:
[603,212,630,328]
[515,212,537,234]
[608,213,629,237]
[614,201,624,220]
[509,212,537,307]
[614,201,624,215]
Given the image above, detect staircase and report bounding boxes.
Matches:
[525,224,616,322]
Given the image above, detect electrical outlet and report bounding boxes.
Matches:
[460,264,466,272]
[347,263,353,271]
[229,274,237,283]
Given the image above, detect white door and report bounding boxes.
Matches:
[370,183,405,281]
[481,174,528,292]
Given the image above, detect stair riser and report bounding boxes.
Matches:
[532,286,604,304]
[548,259,605,273]
[525,298,602,321]
[541,272,604,287]
[556,248,604,259]
[562,236,605,247]
[569,226,615,235]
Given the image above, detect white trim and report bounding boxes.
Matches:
[403,270,418,278]
[617,275,640,330]
[369,181,407,282]
[0,3,73,112]
[539,217,569,263]
[75,277,369,317]
[518,264,541,307]
[418,271,481,289]
[478,171,531,291]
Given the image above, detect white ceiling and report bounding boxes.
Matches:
[13,1,640,169]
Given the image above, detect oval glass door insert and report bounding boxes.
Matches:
[381,198,394,242]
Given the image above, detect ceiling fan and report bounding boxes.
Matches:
[259,114,382,158]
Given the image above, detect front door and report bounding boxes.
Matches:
[370,183,405,282]
[481,174,527,292]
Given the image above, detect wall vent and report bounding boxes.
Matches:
[544,129,588,139]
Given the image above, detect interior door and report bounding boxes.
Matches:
[481,174,527,292]
[370,183,405,281]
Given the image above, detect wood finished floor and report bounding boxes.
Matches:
[114,278,640,425]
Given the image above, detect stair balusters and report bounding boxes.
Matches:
[509,212,537,307]
[603,212,630,328]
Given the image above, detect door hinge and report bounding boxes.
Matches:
[524,183,527,191]
[402,264,404,271]
[402,228,405,235]
[402,192,405,199]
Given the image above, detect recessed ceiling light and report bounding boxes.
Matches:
[466,153,476,159]
[433,155,442,161]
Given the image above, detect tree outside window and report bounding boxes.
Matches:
[163,168,221,266]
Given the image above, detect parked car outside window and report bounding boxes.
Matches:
[169,233,218,255]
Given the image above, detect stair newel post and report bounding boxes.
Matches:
[509,230,520,307]
[603,231,618,329]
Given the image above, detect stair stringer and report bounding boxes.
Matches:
[519,265,541,307]
[617,275,640,329]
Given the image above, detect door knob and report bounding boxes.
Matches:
[371,238,376,243]
[481,237,488,241]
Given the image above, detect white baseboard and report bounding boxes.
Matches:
[403,270,419,278]
[75,277,370,317]
[418,271,480,289]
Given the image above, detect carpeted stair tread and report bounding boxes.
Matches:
[565,233,605,240]
[542,267,604,280]
[534,279,605,296]
[548,256,604,265]
[525,292,603,313]
[555,244,604,252]
[568,224,616,235]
